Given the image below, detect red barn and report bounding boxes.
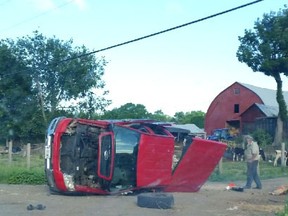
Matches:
[204,82,286,137]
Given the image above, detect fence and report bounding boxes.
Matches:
[1,140,43,170]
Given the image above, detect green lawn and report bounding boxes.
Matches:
[209,159,288,182]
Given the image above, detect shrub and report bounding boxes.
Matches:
[252,129,273,147]
[8,170,46,184]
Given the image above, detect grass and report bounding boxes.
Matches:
[0,153,45,184]
[209,159,288,182]
[276,198,288,216]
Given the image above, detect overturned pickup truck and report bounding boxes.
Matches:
[45,117,226,195]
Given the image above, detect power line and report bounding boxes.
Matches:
[1,0,263,78]
[56,0,263,65]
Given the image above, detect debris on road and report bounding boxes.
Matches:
[225,183,244,192]
[270,185,288,195]
[27,204,46,211]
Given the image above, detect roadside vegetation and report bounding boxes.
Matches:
[0,152,286,185]
[209,160,288,182]
[0,153,45,184]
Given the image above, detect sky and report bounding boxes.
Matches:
[0,0,287,116]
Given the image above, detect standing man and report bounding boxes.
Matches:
[243,135,262,189]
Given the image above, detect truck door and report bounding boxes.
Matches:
[165,138,226,192]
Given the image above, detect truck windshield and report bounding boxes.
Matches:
[113,125,140,154]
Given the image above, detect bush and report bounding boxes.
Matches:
[8,170,46,184]
[252,129,273,147]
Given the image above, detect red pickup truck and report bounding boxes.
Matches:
[45,117,226,195]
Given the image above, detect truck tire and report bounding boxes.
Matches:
[137,192,174,209]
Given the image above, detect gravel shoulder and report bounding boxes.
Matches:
[0,177,287,216]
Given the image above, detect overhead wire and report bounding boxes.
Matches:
[0,0,264,78]
[56,0,263,65]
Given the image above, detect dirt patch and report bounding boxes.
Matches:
[0,177,287,216]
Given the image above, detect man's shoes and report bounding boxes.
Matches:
[252,187,262,190]
[243,186,251,189]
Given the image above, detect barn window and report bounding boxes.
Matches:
[234,88,240,95]
[234,104,239,113]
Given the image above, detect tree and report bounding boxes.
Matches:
[101,103,150,119]
[173,112,185,124]
[173,111,205,128]
[0,31,111,124]
[150,110,172,122]
[236,6,288,146]
[0,44,42,142]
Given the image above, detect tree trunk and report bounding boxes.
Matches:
[273,75,287,147]
[36,77,47,125]
[273,116,283,147]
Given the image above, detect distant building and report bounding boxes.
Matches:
[166,124,206,139]
[204,82,288,139]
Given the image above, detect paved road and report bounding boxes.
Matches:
[0,178,286,216]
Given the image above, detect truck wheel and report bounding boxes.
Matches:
[137,192,174,209]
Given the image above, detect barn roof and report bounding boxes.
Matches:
[254,103,278,117]
[154,122,205,135]
[169,124,205,135]
[240,82,288,107]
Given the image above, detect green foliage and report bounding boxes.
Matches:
[150,110,172,122]
[276,197,288,216]
[234,135,244,145]
[100,103,205,128]
[252,129,273,147]
[237,6,288,76]
[0,44,40,141]
[5,31,110,116]
[0,30,111,143]
[237,5,288,144]
[8,170,46,184]
[173,111,205,128]
[0,154,45,184]
[101,103,150,119]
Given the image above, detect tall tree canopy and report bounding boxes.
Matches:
[0,31,111,125]
[0,44,39,142]
[236,6,288,146]
[0,31,111,143]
